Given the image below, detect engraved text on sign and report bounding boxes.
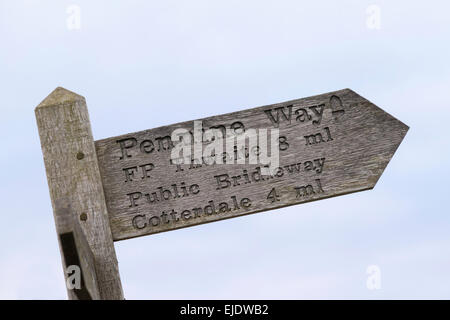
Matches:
[95,89,408,241]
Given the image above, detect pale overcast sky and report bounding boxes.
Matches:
[1,0,449,299]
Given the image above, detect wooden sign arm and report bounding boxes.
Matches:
[35,87,124,300]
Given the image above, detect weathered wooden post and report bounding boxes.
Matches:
[35,87,123,300]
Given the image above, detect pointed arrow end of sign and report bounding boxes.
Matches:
[371,122,408,189]
[342,89,409,191]
[35,87,85,111]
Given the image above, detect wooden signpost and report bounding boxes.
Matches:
[35,87,408,299]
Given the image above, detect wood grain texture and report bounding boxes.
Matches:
[35,87,123,300]
[95,89,408,241]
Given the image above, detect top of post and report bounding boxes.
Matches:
[35,87,85,110]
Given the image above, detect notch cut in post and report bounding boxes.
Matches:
[59,211,99,300]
